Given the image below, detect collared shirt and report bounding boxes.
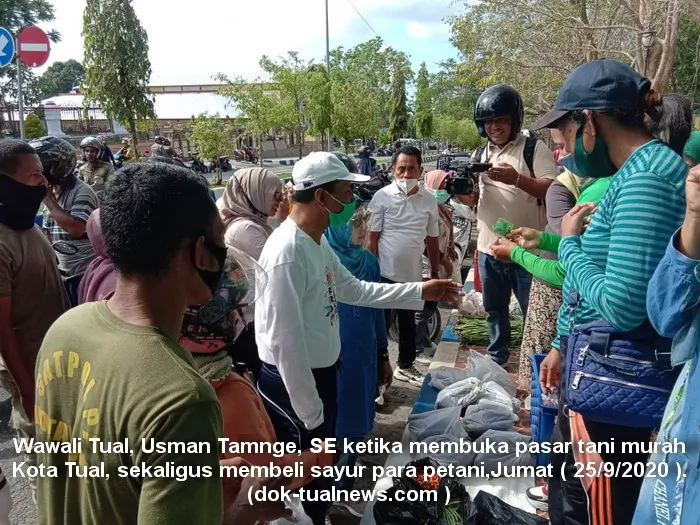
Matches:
[78,161,114,195]
[43,178,98,278]
[632,230,700,525]
[367,181,440,282]
[475,134,558,253]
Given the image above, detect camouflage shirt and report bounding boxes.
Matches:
[78,161,114,195]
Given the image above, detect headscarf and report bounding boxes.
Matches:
[425,170,450,190]
[77,209,117,303]
[218,168,281,234]
[325,222,380,282]
[684,131,700,165]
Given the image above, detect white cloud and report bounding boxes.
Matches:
[406,21,431,40]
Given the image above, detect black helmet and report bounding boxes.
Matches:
[473,84,524,139]
[331,151,359,173]
[154,135,167,145]
[29,136,77,184]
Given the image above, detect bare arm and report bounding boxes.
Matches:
[516,176,553,200]
[43,197,88,238]
[426,236,441,275]
[679,215,700,260]
[0,298,34,415]
[367,231,380,257]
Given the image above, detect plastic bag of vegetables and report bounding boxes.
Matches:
[463,401,518,436]
[435,377,483,409]
[430,367,476,391]
[466,350,517,396]
[408,406,466,442]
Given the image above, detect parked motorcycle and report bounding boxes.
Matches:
[185,153,209,173]
[219,156,233,172]
[356,167,392,204]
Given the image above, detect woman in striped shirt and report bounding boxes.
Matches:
[530,60,692,525]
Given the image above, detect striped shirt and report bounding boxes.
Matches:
[554,140,688,349]
[43,178,98,278]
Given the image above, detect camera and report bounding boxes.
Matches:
[438,155,492,196]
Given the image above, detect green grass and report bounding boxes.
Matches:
[278,172,292,179]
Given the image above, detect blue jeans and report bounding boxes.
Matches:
[478,251,532,364]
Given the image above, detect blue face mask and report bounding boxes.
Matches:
[429,189,450,204]
[558,154,580,176]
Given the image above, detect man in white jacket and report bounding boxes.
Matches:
[255,152,460,525]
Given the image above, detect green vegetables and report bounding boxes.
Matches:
[443,503,464,525]
[454,316,523,347]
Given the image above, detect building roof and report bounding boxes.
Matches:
[42,91,240,120]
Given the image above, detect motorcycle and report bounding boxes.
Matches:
[113,152,124,169]
[388,308,442,344]
[185,153,208,173]
[218,156,233,172]
[356,166,392,204]
[449,199,477,284]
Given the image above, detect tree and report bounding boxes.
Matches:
[389,62,408,139]
[0,0,58,132]
[82,0,155,160]
[449,0,697,117]
[24,112,43,138]
[414,63,434,141]
[37,59,85,99]
[431,59,481,121]
[188,114,234,185]
[218,76,278,165]
[306,64,333,149]
[672,16,700,109]
[329,68,380,150]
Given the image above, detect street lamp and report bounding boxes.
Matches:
[641,30,655,76]
[325,0,332,152]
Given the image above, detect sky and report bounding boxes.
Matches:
[36,0,461,85]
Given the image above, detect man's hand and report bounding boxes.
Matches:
[539,349,561,394]
[379,360,393,388]
[441,258,454,278]
[561,203,596,237]
[421,279,464,304]
[490,237,518,262]
[222,458,293,525]
[506,227,541,250]
[487,163,519,185]
[686,165,700,217]
[43,186,58,207]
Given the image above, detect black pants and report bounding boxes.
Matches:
[257,362,338,525]
[382,277,417,369]
[226,323,261,383]
[548,336,652,525]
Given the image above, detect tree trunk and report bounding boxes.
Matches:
[298,128,304,160]
[129,117,140,160]
[259,134,264,168]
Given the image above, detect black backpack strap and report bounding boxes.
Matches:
[472,144,486,162]
[522,136,542,206]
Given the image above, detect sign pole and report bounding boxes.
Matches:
[16,58,24,139]
[325,0,332,152]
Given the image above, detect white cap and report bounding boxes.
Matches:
[291,152,370,191]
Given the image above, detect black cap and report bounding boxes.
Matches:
[532,59,651,130]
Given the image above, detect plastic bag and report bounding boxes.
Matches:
[463,401,518,436]
[410,434,473,467]
[509,296,523,318]
[472,430,534,474]
[466,351,517,396]
[409,406,466,442]
[435,377,483,409]
[473,490,547,525]
[458,290,486,317]
[482,381,521,412]
[430,367,476,391]
[268,495,313,525]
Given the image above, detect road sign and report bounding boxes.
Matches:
[0,27,15,68]
[17,26,50,68]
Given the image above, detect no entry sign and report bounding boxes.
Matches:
[17,26,50,68]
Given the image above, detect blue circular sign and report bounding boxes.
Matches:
[0,27,15,68]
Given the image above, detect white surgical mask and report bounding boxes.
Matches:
[396,178,418,194]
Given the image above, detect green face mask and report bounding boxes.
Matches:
[573,124,617,179]
[325,192,358,227]
[429,189,450,204]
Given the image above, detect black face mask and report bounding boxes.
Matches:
[194,237,228,296]
[0,173,47,230]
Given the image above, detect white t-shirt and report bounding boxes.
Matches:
[255,219,424,430]
[368,182,440,282]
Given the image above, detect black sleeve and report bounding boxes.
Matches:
[545,181,576,235]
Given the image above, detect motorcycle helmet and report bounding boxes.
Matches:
[473,84,524,139]
[154,135,167,145]
[80,136,103,151]
[29,136,77,184]
[331,151,359,174]
[358,145,372,157]
[179,247,268,354]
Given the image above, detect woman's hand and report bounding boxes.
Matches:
[561,202,596,237]
[490,237,518,262]
[686,165,700,218]
[539,349,560,394]
[507,227,541,250]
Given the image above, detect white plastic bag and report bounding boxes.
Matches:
[463,402,518,435]
[482,381,521,412]
[472,429,534,474]
[408,406,466,442]
[509,296,523,318]
[435,377,483,409]
[269,495,313,525]
[411,434,474,467]
[465,350,517,397]
[458,290,486,317]
[430,367,477,391]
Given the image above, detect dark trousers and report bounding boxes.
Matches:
[478,251,532,364]
[548,336,652,525]
[382,277,417,369]
[64,274,83,308]
[257,362,338,525]
[227,323,261,383]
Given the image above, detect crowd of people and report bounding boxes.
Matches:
[0,56,699,525]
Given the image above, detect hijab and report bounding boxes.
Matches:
[425,169,450,190]
[325,222,380,282]
[77,209,117,303]
[218,168,281,234]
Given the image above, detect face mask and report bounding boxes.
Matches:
[573,124,617,179]
[194,237,228,296]
[324,192,357,228]
[429,189,450,204]
[0,173,47,230]
[396,178,419,194]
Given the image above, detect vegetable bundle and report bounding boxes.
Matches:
[454,315,523,347]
